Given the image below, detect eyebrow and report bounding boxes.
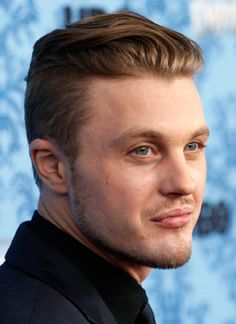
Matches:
[191,126,210,138]
[111,126,210,146]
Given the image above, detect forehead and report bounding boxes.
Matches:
[83,75,207,143]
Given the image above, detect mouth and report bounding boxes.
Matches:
[150,207,194,229]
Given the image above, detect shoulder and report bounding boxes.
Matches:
[0,262,91,324]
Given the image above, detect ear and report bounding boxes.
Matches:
[29,139,69,194]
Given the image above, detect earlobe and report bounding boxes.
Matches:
[29,139,68,194]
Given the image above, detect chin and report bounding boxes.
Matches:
[125,234,193,269]
[151,248,192,269]
[98,235,193,270]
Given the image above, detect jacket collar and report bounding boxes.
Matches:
[5,222,118,324]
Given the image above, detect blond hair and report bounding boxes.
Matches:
[24,12,203,186]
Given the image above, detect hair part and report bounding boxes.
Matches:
[24,11,203,187]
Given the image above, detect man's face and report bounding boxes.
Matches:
[68,75,208,269]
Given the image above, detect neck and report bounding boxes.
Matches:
[38,192,151,284]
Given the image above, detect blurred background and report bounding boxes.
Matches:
[0,0,236,323]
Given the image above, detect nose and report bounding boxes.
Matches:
[159,153,196,196]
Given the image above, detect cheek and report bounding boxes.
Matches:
[84,164,158,215]
[193,162,207,202]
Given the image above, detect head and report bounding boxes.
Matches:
[26,12,208,277]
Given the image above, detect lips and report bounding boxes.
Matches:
[151,207,193,229]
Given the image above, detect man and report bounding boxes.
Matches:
[0,12,209,323]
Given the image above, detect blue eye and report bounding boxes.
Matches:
[186,142,198,151]
[133,146,152,155]
[185,142,206,152]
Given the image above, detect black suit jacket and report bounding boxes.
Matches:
[0,222,118,324]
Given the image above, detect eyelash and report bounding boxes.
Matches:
[184,141,207,152]
[129,145,156,156]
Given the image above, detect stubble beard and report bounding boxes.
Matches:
[71,186,193,269]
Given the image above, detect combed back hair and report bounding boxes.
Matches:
[24,11,203,187]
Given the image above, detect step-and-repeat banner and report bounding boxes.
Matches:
[1,1,236,323]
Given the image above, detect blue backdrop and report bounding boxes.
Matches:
[1,0,236,323]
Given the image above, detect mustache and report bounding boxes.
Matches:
[142,197,195,218]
